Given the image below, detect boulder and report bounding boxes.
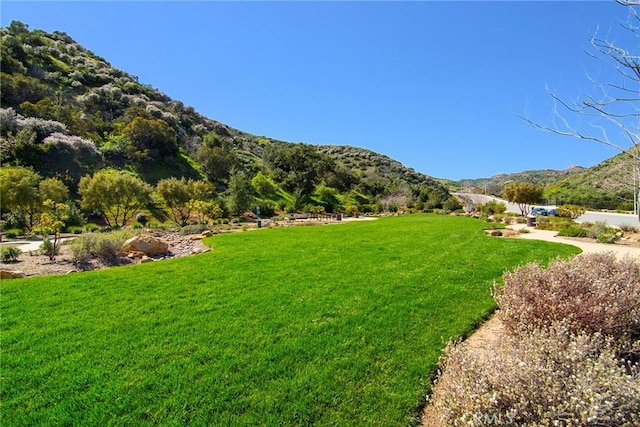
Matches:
[126,251,147,259]
[0,270,25,279]
[121,234,169,256]
[201,230,212,237]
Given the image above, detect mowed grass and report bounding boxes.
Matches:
[1,215,580,426]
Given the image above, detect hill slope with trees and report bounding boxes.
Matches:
[0,21,458,231]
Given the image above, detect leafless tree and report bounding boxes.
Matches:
[521,0,639,218]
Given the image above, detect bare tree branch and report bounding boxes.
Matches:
[521,2,639,217]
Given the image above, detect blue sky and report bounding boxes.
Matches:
[1,1,635,180]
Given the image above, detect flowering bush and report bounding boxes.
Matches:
[494,253,640,342]
[0,107,18,135]
[15,115,68,140]
[43,132,101,157]
[432,323,640,426]
[430,254,640,425]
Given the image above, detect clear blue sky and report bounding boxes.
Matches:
[1,1,635,180]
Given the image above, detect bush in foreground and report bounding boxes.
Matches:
[431,253,640,425]
[432,324,640,426]
[494,253,640,342]
[69,229,136,264]
[0,246,22,263]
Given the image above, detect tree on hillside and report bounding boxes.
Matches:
[502,182,543,216]
[121,117,178,162]
[226,169,255,216]
[195,145,238,186]
[262,143,332,198]
[156,177,214,225]
[522,1,639,218]
[78,169,152,227]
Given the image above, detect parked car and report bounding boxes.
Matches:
[531,207,548,216]
[547,209,558,217]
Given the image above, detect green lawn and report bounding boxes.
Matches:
[1,215,580,426]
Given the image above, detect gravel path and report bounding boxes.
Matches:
[510,223,640,259]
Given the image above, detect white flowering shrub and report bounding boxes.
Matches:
[15,116,67,140]
[161,111,177,125]
[432,324,640,426]
[43,132,100,157]
[68,70,84,81]
[96,83,122,100]
[76,92,101,105]
[0,107,18,134]
[145,103,163,118]
[494,253,640,342]
[123,94,147,107]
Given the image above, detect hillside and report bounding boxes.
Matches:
[454,167,583,196]
[544,152,638,210]
[453,152,637,211]
[318,145,444,188]
[0,21,456,219]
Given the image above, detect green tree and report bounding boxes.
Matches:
[121,117,178,161]
[195,145,238,186]
[191,200,223,224]
[0,166,68,230]
[262,143,331,198]
[79,169,153,227]
[502,182,543,216]
[251,171,277,195]
[315,183,339,212]
[39,177,69,203]
[32,200,66,260]
[156,177,213,225]
[226,170,255,216]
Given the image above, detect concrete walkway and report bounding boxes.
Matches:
[508,223,640,259]
[0,237,77,252]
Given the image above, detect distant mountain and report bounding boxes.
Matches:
[452,152,637,211]
[0,21,455,213]
[453,167,583,197]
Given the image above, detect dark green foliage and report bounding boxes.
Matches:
[557,226,588,238]
[443,197,463,212]
[121,117,178,161]
[263,142,332,197]
[135,212,148,226]
[195,144,238,186]
[255,200,277,217]
[226,169,255,215]
[0,245,21,262]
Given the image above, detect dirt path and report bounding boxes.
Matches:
[421,224,640,426]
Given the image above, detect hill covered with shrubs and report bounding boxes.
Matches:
[0,20,458,231]
[454,152,638,211]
